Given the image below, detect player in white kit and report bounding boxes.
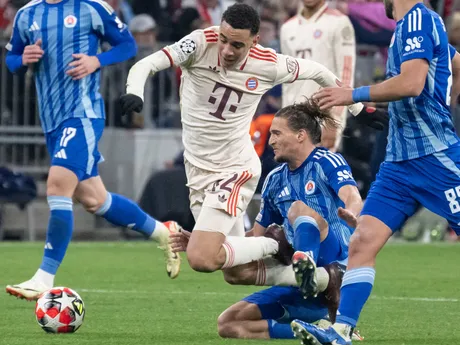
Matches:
[281,0,356,151]
[120,4,387,274]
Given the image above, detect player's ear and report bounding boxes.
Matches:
[252,34,260,48]
[297,129,307,143]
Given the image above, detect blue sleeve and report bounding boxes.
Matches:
[255,176,283,228]
[450,44,457,60]
[5,10,28,73]
[319,153,357,195]
[400,9,434,64]
[88,1,137,67]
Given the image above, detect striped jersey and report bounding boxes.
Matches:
[6,0,134,133]
[256,147,357,248]
[385,3,459,161]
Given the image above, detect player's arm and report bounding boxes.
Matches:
[121,30,204,115]
[67,1,136,80]
[337,185,363,228]
[275,54,388,130]
[316,11,435,108]
[5,11,41,73]
[320,153,362,228]
[91,1,137,67]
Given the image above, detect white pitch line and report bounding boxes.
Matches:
[77,288,459,302]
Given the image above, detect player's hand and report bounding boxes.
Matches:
[355,106,389,130]
[119,94,144,115]
[338,207,358,228]
[169,228,191,253]
[313,80,354,110]
[22,39,44,65]
[66,54,101,80]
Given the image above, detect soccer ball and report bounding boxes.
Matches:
[35,287,85,333]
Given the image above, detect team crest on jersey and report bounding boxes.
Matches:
[180,39,197,55]
[64,15,77,28]
[246,77,259,90]
[305,180,316,195]
[313,30,322,39]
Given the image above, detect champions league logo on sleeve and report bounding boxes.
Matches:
[180,39,197,55]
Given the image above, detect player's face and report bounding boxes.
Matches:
[269,117,300,164]
[383,0,394,19]
[218,21,259,68]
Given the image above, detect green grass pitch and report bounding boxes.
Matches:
[0,242,459,345]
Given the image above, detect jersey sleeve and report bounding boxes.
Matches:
[88,0,133,45]
[317,152,357,195]
[162,30,206,68]
[5,10,28,54]
[255,175,283,228]
[273,53,300,85]
[400,9,435,63]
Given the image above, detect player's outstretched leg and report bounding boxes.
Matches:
[75,177,181,279]
[6,166,79,300]
[288,201,329,299]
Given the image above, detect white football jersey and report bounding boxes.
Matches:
[280,4,356,109]
[127,25,362,172]
[161,26,302,172]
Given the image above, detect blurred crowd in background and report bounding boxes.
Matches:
[0,0,460,241]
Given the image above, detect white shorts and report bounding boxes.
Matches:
[185,157,261,236]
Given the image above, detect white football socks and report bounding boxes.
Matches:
[221,236,278,268]
[32,269,54,288]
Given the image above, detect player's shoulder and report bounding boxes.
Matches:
[281,14,302,31]
[261,164,286,194]
[401,4,437,31]
[249,44,278,65]
[15,0,42,20]
[311,148,348,170]
[324,7,346,17]
[81,0,116,15]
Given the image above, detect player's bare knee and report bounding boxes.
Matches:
[186,249,220,272]
[217,321,240,339]
[287,201,327,232]
[348,227,375,258]
[47,175,72,197]
[77,193,106,214]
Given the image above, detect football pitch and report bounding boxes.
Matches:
[0,242,459,345]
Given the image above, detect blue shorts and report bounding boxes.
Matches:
[362,144,460,234]
[45,118,105,181]
[243,286,328,323]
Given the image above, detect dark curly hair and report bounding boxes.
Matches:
[221,3,260,36]
[275,99,340,145]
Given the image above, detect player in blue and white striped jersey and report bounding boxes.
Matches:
[295,1,460,344]
[5,0,181,301]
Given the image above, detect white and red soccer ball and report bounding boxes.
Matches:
[35,287,85,333]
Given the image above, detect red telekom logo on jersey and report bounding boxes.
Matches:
[64,15,77,28]
[245,77,258,91]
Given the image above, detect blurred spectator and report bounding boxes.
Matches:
[336,1,395,46]
[449,11,460,50]
[281,0,356,152]
[128,14,173,127]
[171,7,207,42]
[258,17,279,51]
[195,0,236,26]
[131,0,179,41]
